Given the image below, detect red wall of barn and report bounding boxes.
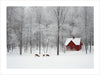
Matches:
[66,41,82,51]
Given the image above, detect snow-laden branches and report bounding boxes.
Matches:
[7,7,94,55]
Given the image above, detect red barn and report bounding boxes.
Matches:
[65,36,82,51]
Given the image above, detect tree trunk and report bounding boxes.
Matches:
[20,38,22,55]
[37,42,38,50]
[85,41,88,54]
[24,41,27,52]
[26,40,28,52]
[19,7,24,55]
[12,44,13,52]
[24,37,28,52]
[62,36,63,52]
[30,29,32,54]
[57,21,60,55]
[30,13,33,54]
[30,38,32,54]
[20,25,23,55]
[7,44,10,52]
[90,32,92,53]
[84,7,88,54]
[19,22,23,55]
[46,39,49,54]
[39,31,41,54]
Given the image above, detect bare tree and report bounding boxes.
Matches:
[7,7,13,52]
[88,7,94,53]
[35,7,43,54]
[7,7,24,55]
[19,7,24,55]
[13,7,25,55]
[29,7,34,54]
[84,7,88,54]
[51,7,67,55]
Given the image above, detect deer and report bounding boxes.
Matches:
[46,54,50,56]
[43,54,45,56]
[35,54,40,57]
[43,50,46,57]
[43,49,50,57]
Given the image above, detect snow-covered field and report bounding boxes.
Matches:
[7,46,94,68]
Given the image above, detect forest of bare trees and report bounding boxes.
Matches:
[7,7,94,55]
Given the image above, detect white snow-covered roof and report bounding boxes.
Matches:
[65,38,81,45]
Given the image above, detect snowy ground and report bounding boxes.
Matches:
[7,46,94,68]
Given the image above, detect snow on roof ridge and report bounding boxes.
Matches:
[65,38,81,45]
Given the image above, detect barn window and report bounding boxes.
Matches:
[73,46,75,49]
[68,46,70,49]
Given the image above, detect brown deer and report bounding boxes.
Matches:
[46,54,50,56]
[35,54,40,57]
[43,54,45,56]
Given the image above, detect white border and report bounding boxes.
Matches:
[0,0,100,75]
